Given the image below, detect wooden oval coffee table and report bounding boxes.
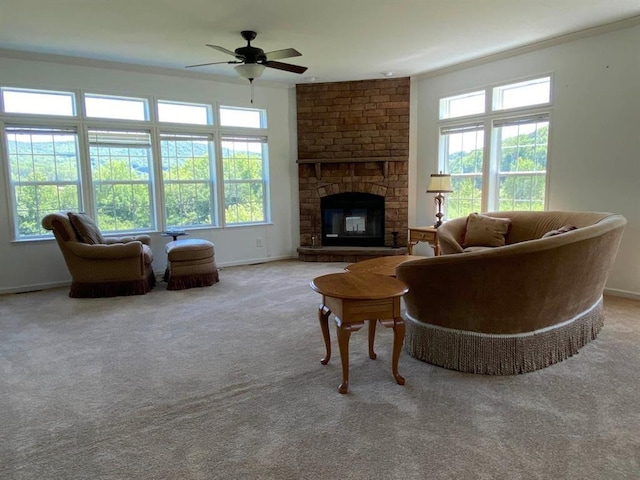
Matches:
[310,272,409,394]
[345,254,423,277]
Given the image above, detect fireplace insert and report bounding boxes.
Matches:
[321,192,384,247]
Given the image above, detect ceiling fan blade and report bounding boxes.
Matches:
[265,48,302,61]
[206,44,243,59]
[186,60,241,68]
[264,60,308,74]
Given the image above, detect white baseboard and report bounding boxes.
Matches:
[217,254,297,268]
[0,280,70,295]
[0,256,300,296]
[4,273,638,302]
[604,288,640,301]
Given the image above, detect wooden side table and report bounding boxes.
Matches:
[310,272,408,394]
[408,226,440,255]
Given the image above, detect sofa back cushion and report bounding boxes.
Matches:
[68,212,104,244]
[541,225,578,238]
[462,213,511,248]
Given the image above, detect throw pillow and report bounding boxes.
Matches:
[462,213,511,248]
[68,212,104,244]
[542,225,578,238]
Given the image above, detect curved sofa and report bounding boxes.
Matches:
[396,211,626,375]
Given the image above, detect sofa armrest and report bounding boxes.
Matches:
[67,241,144,260]
[438,217,466,254]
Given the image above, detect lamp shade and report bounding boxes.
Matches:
[235,63,266,80]
[426,173,453,193]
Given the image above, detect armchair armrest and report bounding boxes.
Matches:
[67,241,144,260]
[104,235,151,246]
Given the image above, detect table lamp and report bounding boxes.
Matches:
[426,172,453,228]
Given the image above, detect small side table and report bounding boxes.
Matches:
[408,226,439,255]
[162,230,188,241]
[310,272,408,394]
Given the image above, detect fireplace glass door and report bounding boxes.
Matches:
[321,192,384,247]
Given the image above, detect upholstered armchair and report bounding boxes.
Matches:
[42,212,156,298]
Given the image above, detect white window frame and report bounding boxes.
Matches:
[87,128,156,232]
[438,74,552,216]
[84,93,150,121]
[220,134,270,226]
[159,131,218,228]
[4,124,83,239]
[1,87,77,117]
[0,85,274,240]
[157,100,213,126]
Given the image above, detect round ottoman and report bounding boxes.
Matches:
[165,239,219,290]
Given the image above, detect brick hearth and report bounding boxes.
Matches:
[296,77,410,261]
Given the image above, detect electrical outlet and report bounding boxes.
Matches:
[256,239,263,247]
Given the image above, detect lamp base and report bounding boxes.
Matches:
[433,210,444,229]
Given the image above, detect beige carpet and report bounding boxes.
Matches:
[1,259,639,479]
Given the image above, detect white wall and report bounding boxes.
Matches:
[2,24,639,297]
[0,56,298,293]
[414,24,640,297]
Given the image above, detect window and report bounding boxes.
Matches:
[2,88,76,116]
[158,100,211,125]
[493,76,550,111]
[88,130,154,231]
[439,90,485,120]
[160,133,217,228]
[1,84,273,239]
[494,116,548,210]
[85,94,149,121]
[222,135,268,224]
[5,126,81,238]
[220,106,266,128]
[441,124,484,219]
[438,76,551,218]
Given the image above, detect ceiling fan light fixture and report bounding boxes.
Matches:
[235,63,266,80]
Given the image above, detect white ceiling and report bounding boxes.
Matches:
[1,0,639,85]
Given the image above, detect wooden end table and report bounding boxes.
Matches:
[408,226,440,255]
[345,254,423,277]
[310,272,408,394]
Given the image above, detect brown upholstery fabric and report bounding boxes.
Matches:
[68,212,104,244]
[165,239,219,290]
[542,225,578,238]
[462,213,511,248]
[397,211,627,374]
[42,212,155,298]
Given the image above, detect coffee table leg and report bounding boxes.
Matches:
[391,316,406,385]
[336,323,352,394]
[368,320,377,360]
[318,305,331,365]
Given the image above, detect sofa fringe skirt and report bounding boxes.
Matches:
[404,297,604,375]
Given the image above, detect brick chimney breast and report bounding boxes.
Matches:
[296,78,409,255]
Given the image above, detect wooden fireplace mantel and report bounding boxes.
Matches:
[296,157,407,180]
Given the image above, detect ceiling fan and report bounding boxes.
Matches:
[186,30,308,81]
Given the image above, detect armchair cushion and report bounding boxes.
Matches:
[462,213,511,248]
[68,212,104,244]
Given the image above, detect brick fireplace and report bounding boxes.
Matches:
[296,77,410,262]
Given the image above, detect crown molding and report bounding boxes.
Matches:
[0,48,292,89]
[416,14,640,80]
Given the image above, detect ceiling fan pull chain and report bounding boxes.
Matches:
[250,79,255,104]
